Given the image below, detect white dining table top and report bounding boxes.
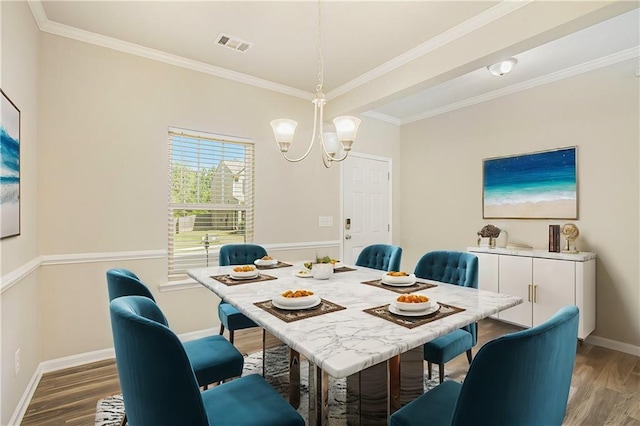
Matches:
[188,262,522,379]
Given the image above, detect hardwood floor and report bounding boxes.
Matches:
[21,319,640,425]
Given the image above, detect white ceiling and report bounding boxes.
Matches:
[34,1,639,124]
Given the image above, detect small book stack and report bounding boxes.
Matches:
[549,225,561,252]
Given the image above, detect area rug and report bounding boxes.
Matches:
[95,346,445,425]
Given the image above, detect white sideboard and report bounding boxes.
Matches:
[468,247,596,339]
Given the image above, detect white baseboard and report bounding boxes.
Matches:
[9,327,219,425]
[585,335,640,357]
[7,365,43,426]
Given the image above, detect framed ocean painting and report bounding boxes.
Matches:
[483,147,577,219]
[1,89,20,239]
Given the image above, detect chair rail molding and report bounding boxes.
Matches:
[1,250,167,294]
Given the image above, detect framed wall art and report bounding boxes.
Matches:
[1,89,21,239]
[483,147,577,219]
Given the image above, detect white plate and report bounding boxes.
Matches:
[381,273,416,285]
[295,270,312,278]
[272,298,321,310]
[254,258,278,266]
[388,302,440,317]
[229,270,260,280]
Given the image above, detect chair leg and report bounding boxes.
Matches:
[262,328,266,378]
[427,361,432,380]
[439,364,445,384]
[466,348,473,364]
[229,330,234,345]
[219,324,225,336]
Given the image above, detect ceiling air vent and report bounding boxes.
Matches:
[216,33,253,53]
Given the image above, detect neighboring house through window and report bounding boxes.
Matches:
[168,127,254,279]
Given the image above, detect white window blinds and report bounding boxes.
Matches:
[168,128,254,279]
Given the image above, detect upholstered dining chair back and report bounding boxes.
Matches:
[110,296,210,426]
[219,244,268,266]
[106,268,155,302]
[452,305,579,425]
[355,244,403,272]
[413,251,478,289]
[388,306,579,426]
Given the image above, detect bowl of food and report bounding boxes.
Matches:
[254,255,278,266]
[382,271,416,285]
[229,265,259,279]
[273,289,320,308]
[394,294,432,311]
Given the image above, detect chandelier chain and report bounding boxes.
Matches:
[316,0,324,93]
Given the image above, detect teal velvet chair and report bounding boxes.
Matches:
[217,244,267,344]
[355,244,403,272]
[389,305,580,426]
[110,296,305,426]
[413,251,478,383]
[106,268,243,388]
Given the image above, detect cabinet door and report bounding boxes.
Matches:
[532,258,575,328]
[475,252,499,319]
[498,255,532,327]
[475,253,499,293]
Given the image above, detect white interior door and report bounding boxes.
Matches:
[342,153,391,265]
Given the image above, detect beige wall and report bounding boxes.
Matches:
[399,59,640,346]
[0,2,41,424]
[34,33,400,362]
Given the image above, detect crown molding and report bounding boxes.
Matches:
[27,1,530,104]
[27,2,313,101]
[401,46,640,124]
[361,111,402,126]
[26,1,47,30]
[326,1,532,101]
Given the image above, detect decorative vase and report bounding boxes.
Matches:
[312,263,333,280]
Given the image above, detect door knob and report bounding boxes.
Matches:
[345,234,352,240]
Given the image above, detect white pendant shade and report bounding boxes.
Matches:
[270,119,298,143]
[323,132,339,155]
[333,116,361,142]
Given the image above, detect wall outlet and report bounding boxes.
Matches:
[318,216,333,227]
[15,348,21,375]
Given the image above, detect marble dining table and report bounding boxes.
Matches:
[189,261,522,425]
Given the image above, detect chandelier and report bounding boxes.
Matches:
[270,0,361,168]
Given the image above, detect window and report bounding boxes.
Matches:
[168,127,254,279]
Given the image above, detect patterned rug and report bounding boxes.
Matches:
[95,346,445,425]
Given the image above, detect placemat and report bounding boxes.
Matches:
[334,266,357,273]
[255,261,293,270]
[360,279,437,294]
[254,299,346,323]
[210,273,278,286]
[363,302,465,329]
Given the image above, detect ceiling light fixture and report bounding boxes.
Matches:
[270,0,361,168]
[487,58,518,76]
